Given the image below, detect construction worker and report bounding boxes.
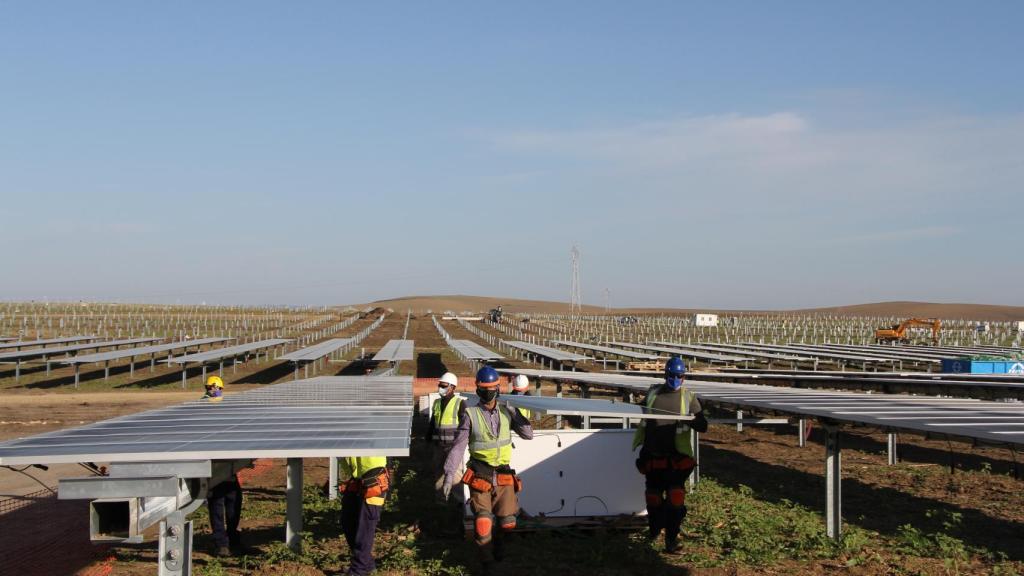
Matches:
[443,365,532,572]
[508,374,532,419]
[632,357,708,554]
[202,375,224,401]
[339,456,390,576]
[427,371,466,533]
[201,376,242,556]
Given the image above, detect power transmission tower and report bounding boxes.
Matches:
[570,245,582,315]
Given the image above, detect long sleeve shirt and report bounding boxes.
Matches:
[443,401,533,479]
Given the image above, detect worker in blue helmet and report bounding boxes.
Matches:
[632,357,708,555]
[442,365,533,572]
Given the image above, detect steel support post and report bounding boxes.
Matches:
[825,426,842,540]
[201,365,207,386]
[887,433,898,465]
[286,458,303,550]
[304,364,309,379]
[15,359,20,382]
[151,353,156,372]
[555,381,563,429]
[74,364,81,388]
[736,410,744,433]
[129,356,135,378]
[328,456,338,500]
[181,365,187,389]
[158,511,193,576]
[294,364,299,380]
[219,361,224,377]
[798,418,807,447]
[104,360,110,380]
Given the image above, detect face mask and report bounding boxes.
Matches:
[438,386,450,396]
[477,388,498,403]
[664,376,682,391]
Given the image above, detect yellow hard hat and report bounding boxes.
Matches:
[206,376,224,388]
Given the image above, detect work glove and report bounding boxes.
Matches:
[442,475,454,501]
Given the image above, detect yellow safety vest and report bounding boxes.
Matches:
[340,456,387,481]
[631,386,695,457]
[467,406,512,467]
[431,395,464,444]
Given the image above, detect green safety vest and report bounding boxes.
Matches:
[340,456,387,481]
[631,386,695,457]
[467,405,512,467]
[432,395,464,444]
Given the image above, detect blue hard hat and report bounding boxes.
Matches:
[664,357,687,376]
[475,365,500,386]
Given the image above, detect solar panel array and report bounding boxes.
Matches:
[502,394,693,421]
[448,339,504,360]
[503,341,591,362]
[608,342,749,363]
[553,340,661,360]
[0,337,162,362]
[57,337,233,365]
[372,339,414,362]
[279,338,355,362]
[0,335,97,351]
[0,376,414,465]
[496,368,1024,446]
[166,338,293,365]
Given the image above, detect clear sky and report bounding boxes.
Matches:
[2,1,1021,308]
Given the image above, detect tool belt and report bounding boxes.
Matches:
[462,461,523,493]
[340,467,391,499]
[635,453,695,475]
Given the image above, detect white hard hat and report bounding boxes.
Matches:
[439,372,458,387]
[512,374,529,391]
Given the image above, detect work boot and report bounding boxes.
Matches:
[663,539,682,556]
[211,545,232,558]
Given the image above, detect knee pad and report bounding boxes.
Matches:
[668,487,686,508]
[645,491,663,507]
[474,513,494,544]
[499,515,517,530]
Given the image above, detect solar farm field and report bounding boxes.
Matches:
[1,301,1023,575]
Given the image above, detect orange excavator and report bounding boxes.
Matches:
[875,318,941,345]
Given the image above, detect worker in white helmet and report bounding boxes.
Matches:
[508,374,532,419]
[427,372,466,532]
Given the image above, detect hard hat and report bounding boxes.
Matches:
[439,372,458,387]
[512,374,529,391]
[475,365,500,389]
[664,357,687,377]
[206,376,224,388]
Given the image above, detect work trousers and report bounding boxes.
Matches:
[207,479,242,548]
[644,467,691,545]
[468,483,518,563]
[431,445,465,533]
[341,491,385,576]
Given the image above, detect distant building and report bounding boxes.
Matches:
[694,314,719,327]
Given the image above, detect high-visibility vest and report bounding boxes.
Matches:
[509,392,531,419]
[631,385,695,457]
[467,406,512,467]
[431,395,464,444]
[340,456,388,481]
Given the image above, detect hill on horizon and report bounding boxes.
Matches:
[362,295,1024,322]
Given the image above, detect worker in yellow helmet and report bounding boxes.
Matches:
[202,375,224,402]
[339,456,390,576]
[201,375,242,557]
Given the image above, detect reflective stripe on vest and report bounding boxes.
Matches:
[432,395,463,443]
[467,406,512,466]
[631,386,694,457]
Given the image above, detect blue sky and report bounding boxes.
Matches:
[2,1,1021,308]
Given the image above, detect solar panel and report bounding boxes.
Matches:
[448,339,504,360]
[166,339,292,365]
[58,338,233,365]
[0,376,414,465]
[650,341,804,362]
[279,338,355,362]
[372,340,414,362]
[503,341,590,362]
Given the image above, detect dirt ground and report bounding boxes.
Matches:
[367,295,1024,321]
